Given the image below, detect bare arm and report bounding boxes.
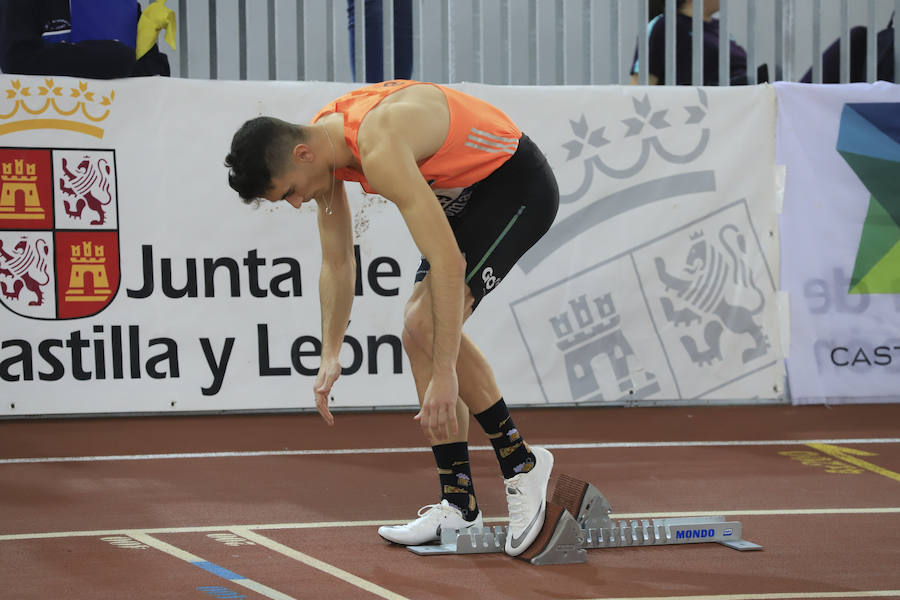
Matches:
[314,179,355,425]
[364,142,465,375]
[358,109,466,441]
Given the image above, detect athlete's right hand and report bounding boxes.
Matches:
[414,372,460,443]
[314,357,342,426]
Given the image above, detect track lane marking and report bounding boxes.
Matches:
[808,444,900,483]
[2,508,900,541]
[232,528,410,600]
[129,532,296,600]
[2,438,899,464]
[574,592,900,600]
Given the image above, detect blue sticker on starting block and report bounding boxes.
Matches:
[192,561,244,580]
[723,528,734,536]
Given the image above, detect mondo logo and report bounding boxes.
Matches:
[0,147,120,320]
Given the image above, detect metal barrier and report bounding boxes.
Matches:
[170,0,899,84]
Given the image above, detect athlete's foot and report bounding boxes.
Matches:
[503,446,554,556]
[378,500,484,546]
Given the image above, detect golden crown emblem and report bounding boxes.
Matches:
[0,78,115,139]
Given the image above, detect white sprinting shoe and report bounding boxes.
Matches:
[378,500,484,546]
[504,446,554,556]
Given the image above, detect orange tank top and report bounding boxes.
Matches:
[311,80,522,194]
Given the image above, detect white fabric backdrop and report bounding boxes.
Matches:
[0,76,782,415]
[776,81,900,404]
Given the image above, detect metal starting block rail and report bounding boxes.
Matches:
[407,473,762,565]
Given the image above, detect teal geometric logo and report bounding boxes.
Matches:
[836,103,900,294]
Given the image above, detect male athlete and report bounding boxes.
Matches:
[225,80,559,557]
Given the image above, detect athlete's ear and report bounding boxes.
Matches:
[291,144,315,163]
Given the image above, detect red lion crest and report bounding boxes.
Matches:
[0,236,51,306]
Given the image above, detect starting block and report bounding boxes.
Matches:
[407,473,763,565]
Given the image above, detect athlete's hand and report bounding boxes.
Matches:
[314,357,342,426]
[414,372,459,442]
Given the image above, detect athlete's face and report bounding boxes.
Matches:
[264,145,331,209]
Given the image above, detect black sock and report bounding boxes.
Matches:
[473,398,536,479]
[431,442,479,521]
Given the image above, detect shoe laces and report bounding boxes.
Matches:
[505,477,529,530]
[417,502,442,518]
[414,499,454,523]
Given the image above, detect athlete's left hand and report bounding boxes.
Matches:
[415,372,459,442]
[314,357,342,426]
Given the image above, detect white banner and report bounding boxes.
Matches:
[0,76,782,415]
[776,81,900,404]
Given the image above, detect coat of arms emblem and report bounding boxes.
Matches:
[0,147,119,320]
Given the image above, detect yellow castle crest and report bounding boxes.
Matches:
[66,241,112,302]
[0,78,115,139]
[0,158,44,220]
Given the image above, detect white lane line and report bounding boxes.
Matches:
[2,438,899,464]
[0,521,397,540]
[574,592,900,600]
[2,507,899,541]
[233,528,410,600]
[129,532,297,600]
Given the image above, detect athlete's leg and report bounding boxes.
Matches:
[404,275,536,474]
[402,278,500,419]
[378,280,487,545]
[399,278,483,525]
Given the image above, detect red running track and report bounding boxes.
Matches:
[1,404,899,599]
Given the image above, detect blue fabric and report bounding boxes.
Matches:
[838,104,900,162]
[347,0,413,82]
[69,0,137,49]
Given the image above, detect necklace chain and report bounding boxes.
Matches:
[321,124,336,215]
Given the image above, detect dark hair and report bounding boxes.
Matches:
[224,116,305,203]
[648,0,691,20]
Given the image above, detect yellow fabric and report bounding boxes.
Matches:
[136,0,177,59]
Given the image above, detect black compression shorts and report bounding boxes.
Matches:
[414,133,560,311]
